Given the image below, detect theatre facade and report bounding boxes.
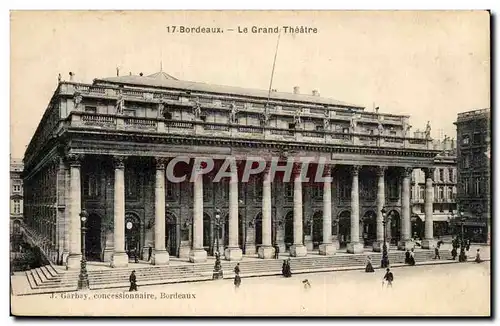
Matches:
[22,71,441,269]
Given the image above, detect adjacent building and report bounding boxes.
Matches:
[411,136,457,239]
[454,108,491,243]
[22,70,443,269]
[10,158,24,250]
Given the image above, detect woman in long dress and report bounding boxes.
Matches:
[475,249,482,263]
[365,256,375,273]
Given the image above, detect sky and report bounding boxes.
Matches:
[9,10,490,159]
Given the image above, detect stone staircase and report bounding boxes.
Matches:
[20,249,454,295]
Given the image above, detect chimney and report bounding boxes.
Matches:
[116,67,120,77]
[375,107,379,114]
[293,86,300,94]
[312,89,320,96]
[271,89,277,92]
[129,72,132,76]
[69,72,74,81]
[140,72,143,77]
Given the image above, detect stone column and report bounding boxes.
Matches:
[258,164,275,259]
[153,158,169,265]
[65,154,83,270]
[347,165,364,253]
[111,156,128,267]
[373,166,387,252]
[398,167,413,250]
[290,163,307,257]
[189,164,207,263]
[225,161,243,260]
[319,164,335,255]
[61,162,71,265]
[422,168,436,249]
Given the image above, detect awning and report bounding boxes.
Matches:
[412,214,451,222]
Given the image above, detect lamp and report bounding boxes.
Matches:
[212,208,223,280]
[380,207,390,268]
[77,209,89,290]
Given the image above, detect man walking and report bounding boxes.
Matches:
[148,246,153,262]
[434,246,441,260]
[129,270,138,292]
[383,268,394,288]
[274,243,280,259]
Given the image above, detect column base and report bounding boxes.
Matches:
[152,250,169,265]
[372,241,390,252]
[319,243,336,255]
[398,240,415,251]
[421,239,436,249]
[224,247,243,261]
[244,244,256,255]
[290,244,307,257]
[189,248,207,263]
[179,244,191,259]
[66,253,82,270]
[103,248,114,263]
[110,252,129,268]
[347,242,364,254]
[257,245,275,259]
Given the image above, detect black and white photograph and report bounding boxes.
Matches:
[8,10,491,316]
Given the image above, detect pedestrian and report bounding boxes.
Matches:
[302,279,311,289]
[451,247,457,260]
[409,248,416,266]
[466,240,471,252]
[365,256,374,273]
[405,249,410,264]
[148,246,152,262]
[274,244,280,259]
[474,249,482,263]
[434,246,440,260]
[134,248,139,263]
[129,270,138,291]
[234,263,241,288]
[234,263,240,275]
[383,268,394,288]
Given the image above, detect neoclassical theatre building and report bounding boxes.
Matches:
[22,70,442,269]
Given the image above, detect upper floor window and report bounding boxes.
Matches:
[338,177,351,199]
[462,135,470,145]
[419,186,425,200]
[166,182,177,201]
[387,178,399,199]
[12,184,21,193]
[84,106,97,114]
[125,168,140,200]
[463,155,470,169]
[463,178,469,195]
[123,109,135,117]
[439,169,444,182]
[438,187,444,200]
[474,177,481,195]
[284,183,294,199]
[448,168,454,182]
[253,176,263,200]
[473,132,482,145]
[449,186,455,200]
[203,177,213,202]
[13,199,21,214]
[312,184,323,200]
[83,173,100,198]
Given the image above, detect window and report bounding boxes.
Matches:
[448,168,454,182]
[474,178,481,195]
[253,176,263,199]
[84,106,97,113]
[203,177,212,202]
[343,128,349,134]
[220,180,229,201]
[463,155,470,169]
[285,183,294,199]
[13,184,21,193]
[438,187,444,200]
[84,173,100,198]
[449,187,454,200]
[419,186,425,201]
[166,182,177,201]
[312,184,323,200]
[464,178,469,195]
[439,169,444,182]
[390,131,397,136]
[125,168,140,200]
[123,109,135,116]
[473,132,482,144]
[315,125,324,132]
[388,178,399,199]
[462,135,470,145]
[13,199,20,214]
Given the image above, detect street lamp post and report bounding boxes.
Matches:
[380,207,390,268]
[212,208,223,280]
[459,216,467,262]
[77,210,90,290]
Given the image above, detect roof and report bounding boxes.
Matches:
[96,71,363,109]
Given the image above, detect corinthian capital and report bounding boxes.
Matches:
[112,156,126,169]
[376,166,387,177]
[351,165,361,176]
[155,157,168,170]
[65,153,84,167]
[401,167,413,178]
[423,167,435,180]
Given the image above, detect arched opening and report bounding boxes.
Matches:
[284,211,294,251]
[411,215,424,240]
[85,213,102,261]
[338,210,351,248]
[125,212,141,260]
[165,212,178,257]
[254,213,263,251]
[362,210,377,246]
[312,211,323,249]
[202,213,211,251]
[388,210,401,245]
